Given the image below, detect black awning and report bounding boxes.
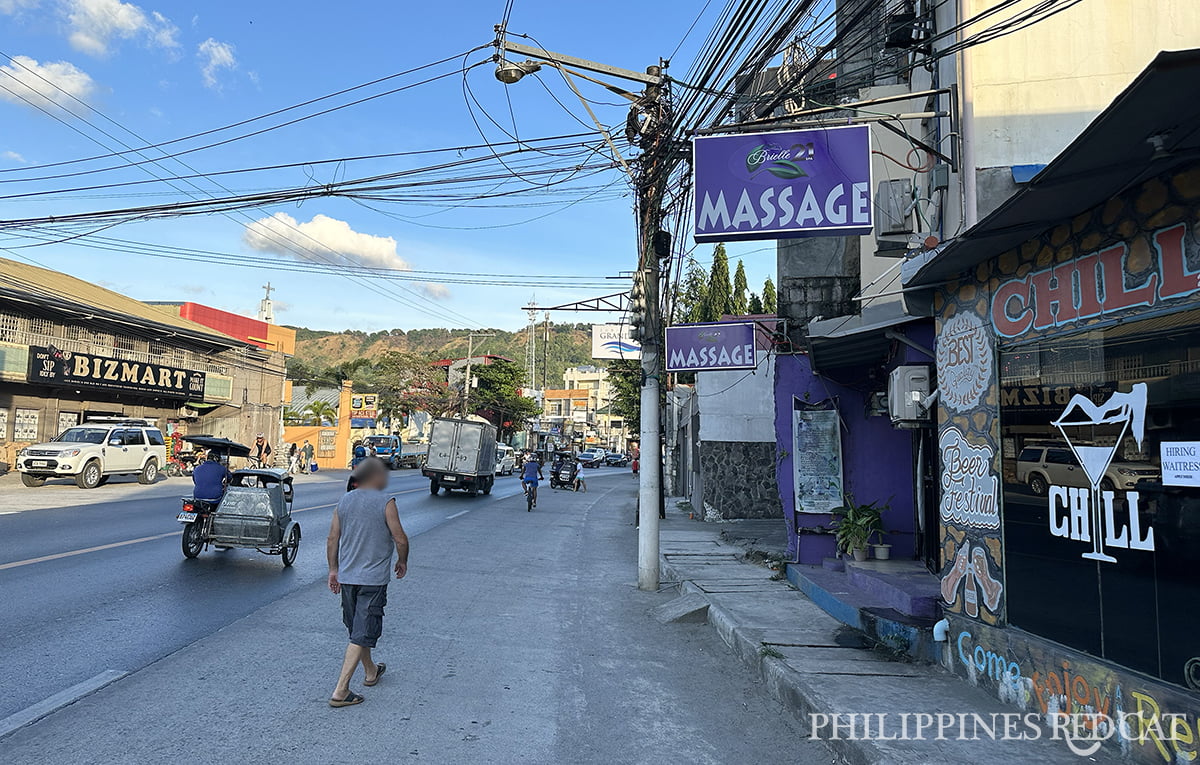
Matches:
[807,309,923,371]
[903,48,1200,288]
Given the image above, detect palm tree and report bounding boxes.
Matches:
[304,401,338,426]
[283,405,306,425]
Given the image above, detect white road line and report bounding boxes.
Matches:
[0,532,178,571]
[446,510,470,520]
[0,669,127,739]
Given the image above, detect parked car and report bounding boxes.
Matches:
[1015,442,1160,496]
[578,449,606,468]
[17,418,167,489]
[495,444,516,476]
[604,452,629,467]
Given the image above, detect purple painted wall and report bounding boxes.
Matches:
[774,323,933,562]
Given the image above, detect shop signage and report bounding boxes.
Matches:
[991,223,1200,339]
[350,393,378,429]
[1046,384,1154,562]
[693,125,872,242]
[665,322,757,372]
[938,427,999,529]
[28,346,205,398]
[591,323,642,360]
[1161,441,1200,487]
[936,312,992,412]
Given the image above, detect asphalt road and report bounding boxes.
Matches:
[0,466,603,721]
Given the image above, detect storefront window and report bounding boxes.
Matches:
[999,308,1200,689]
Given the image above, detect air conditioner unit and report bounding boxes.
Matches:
[178,406,200,419]
[888,365,931,426]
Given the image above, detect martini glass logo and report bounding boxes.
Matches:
[1051,383,1148,562]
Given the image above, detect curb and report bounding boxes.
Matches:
[662,553,892,765]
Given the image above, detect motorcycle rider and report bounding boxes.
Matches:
[192,451,231,506]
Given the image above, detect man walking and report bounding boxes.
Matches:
[301,439,314,474]
[326,458,409,707]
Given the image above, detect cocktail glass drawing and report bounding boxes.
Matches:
[1052,384,1147,563]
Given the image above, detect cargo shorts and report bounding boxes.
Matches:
[340,584,388,648]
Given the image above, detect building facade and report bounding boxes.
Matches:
[0,259,287,468]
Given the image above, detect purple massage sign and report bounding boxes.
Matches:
[692,125,872,242]
[665,322,757,372]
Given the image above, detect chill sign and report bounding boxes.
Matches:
[692,125,872,242]
[665,322,757,372]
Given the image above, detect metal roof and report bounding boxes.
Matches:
[806,306,924,370]
[903,49,1200,288]
[0,257,243,351]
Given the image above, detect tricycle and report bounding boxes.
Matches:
[178,467,301,566]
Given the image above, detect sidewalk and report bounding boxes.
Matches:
[657,510,1122,765]
[0,476,832,764]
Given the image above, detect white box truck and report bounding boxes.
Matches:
[422,417,497,496]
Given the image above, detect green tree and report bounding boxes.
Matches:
[607,359,642,434]
[468,358,541,438]
[673,257,709,324]
[762,276,778,314]
[304,401,338,426]
[732,260,749,315]
[747,293,764,314]
[373,351,452,419]
[700,243,732,321]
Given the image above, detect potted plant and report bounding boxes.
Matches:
[832,495,884,562]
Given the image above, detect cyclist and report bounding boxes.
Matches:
[521,456,544,508]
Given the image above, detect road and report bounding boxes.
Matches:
[0,466,588,721]
[0,468,829,764]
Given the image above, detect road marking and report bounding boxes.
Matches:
[0,501,343,570]
[0,669,127,739]
[0,533,179,571]
[446,510,470,520]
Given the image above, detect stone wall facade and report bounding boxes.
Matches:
[699,440,782,520]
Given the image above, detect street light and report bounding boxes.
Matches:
[494,29,670,592]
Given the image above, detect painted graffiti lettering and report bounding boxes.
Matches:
[957,632,1021,683]
[938,427,1000,529]
[990,223,1200,338]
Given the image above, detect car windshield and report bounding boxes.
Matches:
[54,427,109,444]
[364,437,391,446]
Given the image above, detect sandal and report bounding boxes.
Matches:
[364,663,387,687]
[329,691,365,708]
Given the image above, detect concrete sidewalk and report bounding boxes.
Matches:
[657,511,1121,765]
[0,476,832,764]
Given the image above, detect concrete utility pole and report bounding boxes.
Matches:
[462,332,495,418]
[493,30,670,590]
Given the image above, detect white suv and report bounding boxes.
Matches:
[17,419,167,489]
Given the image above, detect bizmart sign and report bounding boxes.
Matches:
[28,346,206,399]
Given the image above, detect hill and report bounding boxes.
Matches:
[288,323,599,388]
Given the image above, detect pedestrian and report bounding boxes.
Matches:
[253,433,273,468]
[351,440,368,468]
[573,456,587,493]
[288,442,299,474]
[301,439,314,474]
[326,457,410,708]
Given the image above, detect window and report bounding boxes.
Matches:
[999,307,1200,691]
[28,317,53,338]
[0,314,21,342]
[123,429,146,446]
[146,429,165,446]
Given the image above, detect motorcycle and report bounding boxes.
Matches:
[549,454,579,490]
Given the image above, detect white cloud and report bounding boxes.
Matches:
[0,55,96,113]
[0,0,39,14]
[2,150,25,163]
[197,37,235,89]
[243,213,449,299]
[65,0,177,57]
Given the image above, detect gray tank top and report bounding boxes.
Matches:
[336,489,395,586]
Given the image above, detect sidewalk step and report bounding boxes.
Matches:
[844,560,940,620]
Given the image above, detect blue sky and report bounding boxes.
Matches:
[0,0,776,332]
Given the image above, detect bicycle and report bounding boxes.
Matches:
[523,479,537,512]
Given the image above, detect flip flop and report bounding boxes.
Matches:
[329,691,365,708]
[364,663,387,687]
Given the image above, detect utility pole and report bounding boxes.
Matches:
[542,311,550,390]
[462,332,495,418]
[493,31,671,591]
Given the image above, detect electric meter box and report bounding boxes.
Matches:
[888,365,931,425]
